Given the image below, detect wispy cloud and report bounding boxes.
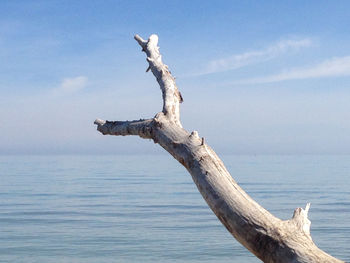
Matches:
[232,56,350,85]
[195,38,313,75]
[53,76,88,95]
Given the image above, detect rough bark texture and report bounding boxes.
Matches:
[94,34,345,263]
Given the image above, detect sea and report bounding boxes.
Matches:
[0,154,349,262]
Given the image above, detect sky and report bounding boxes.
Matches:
[1,0,350,155]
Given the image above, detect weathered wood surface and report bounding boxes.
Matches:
[94,34,344,263]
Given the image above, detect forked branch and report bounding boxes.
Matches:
[94,34,344,263]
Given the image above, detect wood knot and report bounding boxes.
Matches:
[290,203,312,238]
[154,120,162,129]
[189,131,199,139]
[179,157,185,166]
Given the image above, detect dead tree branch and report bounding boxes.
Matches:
[94,34,344,263]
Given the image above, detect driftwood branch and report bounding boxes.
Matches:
[94,118,153,139]
[94,34,344,263]
[134,34,183,126]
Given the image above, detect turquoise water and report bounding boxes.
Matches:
[0,155,349,262]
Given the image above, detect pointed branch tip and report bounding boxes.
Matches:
[94,119,106,126]
[305,203,311,214]
[134,34,146,43]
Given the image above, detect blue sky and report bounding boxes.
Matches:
[1,0,350,154]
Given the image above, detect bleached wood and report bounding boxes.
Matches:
[134,34,183,126]
[94,118,153,139]
[94,34,345,263]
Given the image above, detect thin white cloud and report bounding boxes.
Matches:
[196,38,313,75]
[53,76,88,95]
[233,56,350,85]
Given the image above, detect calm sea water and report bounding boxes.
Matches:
[0,155,349,262]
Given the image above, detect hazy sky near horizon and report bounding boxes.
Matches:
[1,0,350,154]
